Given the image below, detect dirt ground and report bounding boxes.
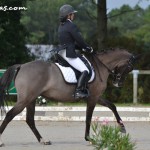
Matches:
[0,121,150,150]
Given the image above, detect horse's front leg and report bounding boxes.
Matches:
[98,98,126,133]
[85,98,97,141]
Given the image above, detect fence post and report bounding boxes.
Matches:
[132,70,139,104]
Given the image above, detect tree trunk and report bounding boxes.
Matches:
[97,0,107,51]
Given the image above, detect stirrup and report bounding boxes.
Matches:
[73,89,90,99]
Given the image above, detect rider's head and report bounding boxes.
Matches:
[59,4,77,22]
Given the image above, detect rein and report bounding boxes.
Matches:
[89,53,115,82]
[92,53,115,76]
[90,54,102,81]
[90,53,135,82]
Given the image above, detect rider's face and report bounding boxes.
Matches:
[70,13,75,21]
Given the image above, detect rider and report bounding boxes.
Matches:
[58,4,93,99]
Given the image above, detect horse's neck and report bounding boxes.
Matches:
[98,56,115,72]
[100,52,124,70]
[94,57,111,82]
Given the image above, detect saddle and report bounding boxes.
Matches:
[54,54,95,84]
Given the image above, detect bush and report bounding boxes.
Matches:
[89,121,135,150]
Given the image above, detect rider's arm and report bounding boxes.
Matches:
[69,23,89,49]
[70,23,93,53]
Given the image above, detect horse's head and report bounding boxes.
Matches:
[112,54,135,87]
[89,49,140,87]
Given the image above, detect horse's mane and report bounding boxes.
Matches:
[86,47,129,63]
[95,47,130,56]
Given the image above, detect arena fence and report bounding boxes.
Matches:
[1,106,150,122]
[131,70,150,103]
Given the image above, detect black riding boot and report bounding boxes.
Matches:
[74,71,89,99]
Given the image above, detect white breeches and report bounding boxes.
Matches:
[58,49,89,73]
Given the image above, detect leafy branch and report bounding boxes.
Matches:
[107,8,141,19]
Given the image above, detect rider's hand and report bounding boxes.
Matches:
[82,47,93,53]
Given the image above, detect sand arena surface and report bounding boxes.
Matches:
[0,121,150,150]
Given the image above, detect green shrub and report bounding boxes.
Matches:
[89,121,135,150]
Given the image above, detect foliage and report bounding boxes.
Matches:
[1,0,150,103]
[137,76,150,103]
[107,5,150,52]
[21,0,61,44]
[21,0,97,45]
[0,0,32,68]
[103,5,150,103]
[36,96,47,106]
[89,122,135,150]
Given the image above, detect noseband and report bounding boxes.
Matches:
[112,55,135,82]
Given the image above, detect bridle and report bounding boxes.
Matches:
[112,55,135,83]
[94,54,135,83]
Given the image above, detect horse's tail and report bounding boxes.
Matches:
[0,64,21,110]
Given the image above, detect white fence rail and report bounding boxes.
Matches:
[131,70,150,103]
[1,106,150,121]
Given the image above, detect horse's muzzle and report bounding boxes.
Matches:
[112,81,123,87]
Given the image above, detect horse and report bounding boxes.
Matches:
[0,48,138,146]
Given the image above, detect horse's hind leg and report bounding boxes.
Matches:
[26,101,51,145]
[98,98,126,133]
[0,102,26,146]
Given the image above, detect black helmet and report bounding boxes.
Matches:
[59,4,77,19]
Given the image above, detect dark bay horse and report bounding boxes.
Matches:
[0,48,137,146]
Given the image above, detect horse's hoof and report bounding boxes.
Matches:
[120,126,126,133]
[44,141,52,145]
[0,143,4,147]
[40,138,52,145]
[85,136,90,141]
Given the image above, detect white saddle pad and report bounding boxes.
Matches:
[55,63,95,83]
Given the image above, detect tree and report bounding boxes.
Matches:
[131,6,150,52]
[21,0,97,45]
[104,4,150,103]
[0,0,31,68]
[107,5,150,53]
[97,0,107,50]
[21,0,64,44]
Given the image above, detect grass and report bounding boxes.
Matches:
[115,103,150,107]
[4,95,150,107]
